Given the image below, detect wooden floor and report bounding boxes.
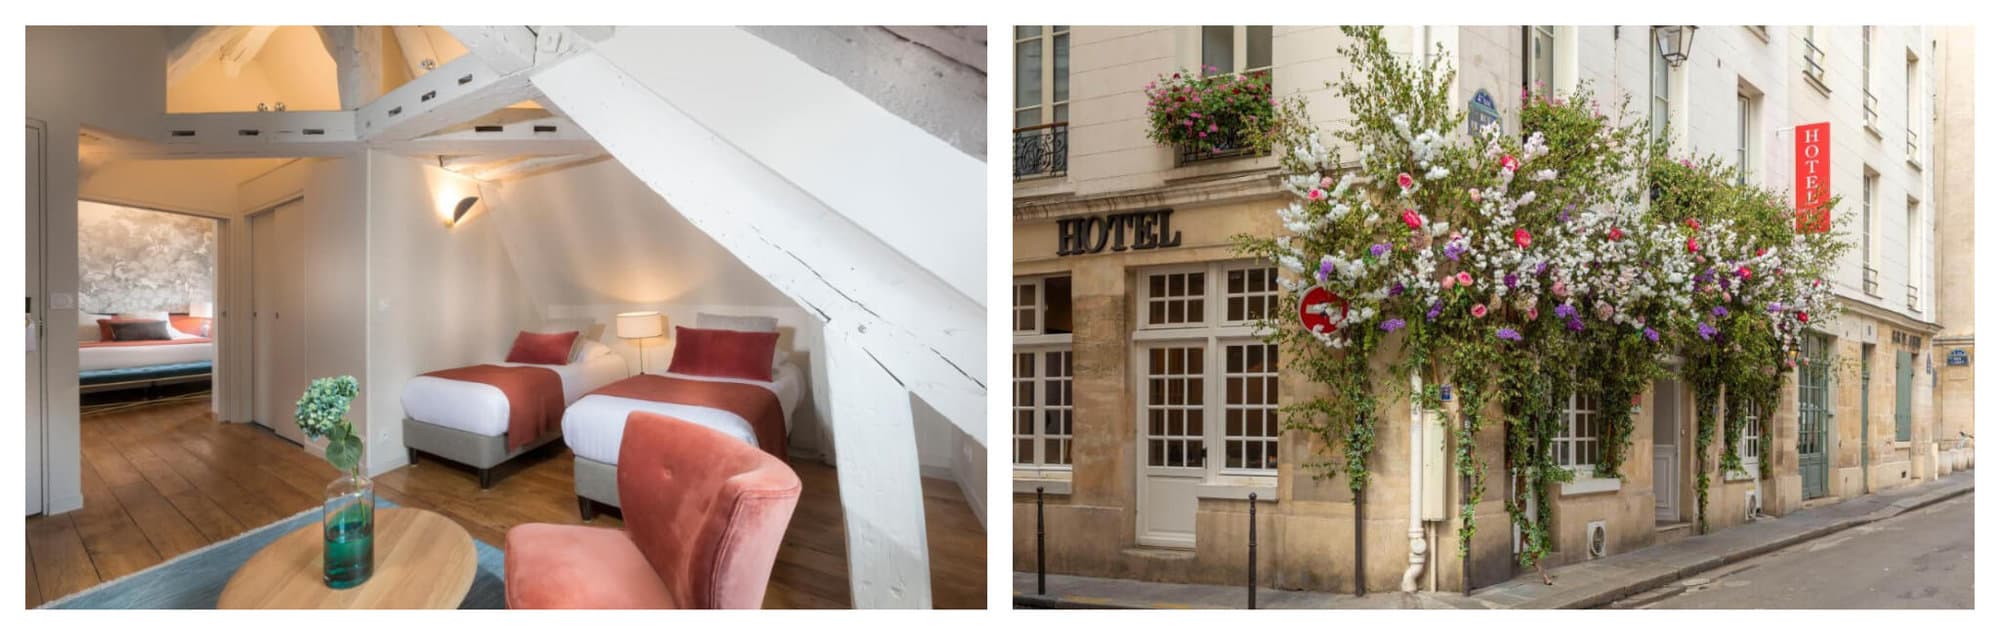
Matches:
[25,398,986,609]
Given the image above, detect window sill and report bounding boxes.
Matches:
[1195,478,1277,501]
[1014,474,1073,495]
[1865,124,1883,140]
[1014,333,1074,348]
[1804,74,1832,97]
[1725,466,1760,482]
[1908,158,1925,171]
[1560,476,1622,496]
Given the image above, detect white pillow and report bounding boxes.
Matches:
[696,312,778,333]
[78,312,110,343]
[578,339,614,360]
[696,313,787,370]
[117,311,171,321]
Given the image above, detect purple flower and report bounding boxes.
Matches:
[1694,269,1714,284]
[1558,209,1571,224]
[1425,300,1444,322]
[1370,243,1391,258]
[1566,317,1585,332]
[1767,302,1784,313]
[1443,240,1467,261]
[1389,282,1406,297]
[1317,256,1334,282]
[1644,327,1660,343]
[1496,328,1523,341]
[1554,303,1577,320]
[1504,273,1519,289]
[1698,322,1719,341]
[1380,318,1407,333]
[1535,261,1549,275]
[1712,305,1729,318]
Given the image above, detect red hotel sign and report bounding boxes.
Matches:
[1794,122,1832,233]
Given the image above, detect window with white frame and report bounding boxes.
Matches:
[1524,26,1555,100]
[1013,26,1070,129]
[1736,399,1763,477]
[1553,392,1602,473]
[1650,27,1672,141]
[1908,198,1922,312]
[1014,274,1074,471]
[1863,170,1879,275]
[1200,26,1273,77]
[1137,261,1281,477]
[1803,26,1828,87]
[1736,91,1756,185]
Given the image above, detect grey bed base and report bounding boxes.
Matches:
[573,457,620,521]
[402,417,563,489]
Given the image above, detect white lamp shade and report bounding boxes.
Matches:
[615,311,664,339]
[189,301,214,318]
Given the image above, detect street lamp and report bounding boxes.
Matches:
[1654,25,1698,67]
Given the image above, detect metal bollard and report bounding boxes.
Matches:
[1036,486,1046,596]
[1248,492,1258,609]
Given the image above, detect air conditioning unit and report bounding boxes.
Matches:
[1585,521,1609,559]
[1745,490,1764,521]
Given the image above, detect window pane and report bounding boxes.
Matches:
[1053,33,1070,104]
[1014,26,1042,40]
[1015,40,1043,111]
[1246,26,1273,71]
[1044,276,1073,334]
[1202,26,1234,75]
[1015,108,1041,128]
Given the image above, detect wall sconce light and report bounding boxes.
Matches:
[451,196,480,226]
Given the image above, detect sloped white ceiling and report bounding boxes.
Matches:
[486,158,794,311]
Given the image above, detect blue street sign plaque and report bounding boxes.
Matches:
[1469,89,1500,136]
[1948,349,1969,366]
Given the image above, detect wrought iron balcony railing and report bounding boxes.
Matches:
[1176,128,1262,165]
[1013,122,1069,180]
[1863,90,1880,129]
[1803,39,1828,85]
[1863,265,1880,296]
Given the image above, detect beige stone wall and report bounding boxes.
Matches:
[1931,27,1974,461]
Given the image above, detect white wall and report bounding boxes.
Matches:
[28,27,176,513]
[361,151,538,475]
[487,158,834,458]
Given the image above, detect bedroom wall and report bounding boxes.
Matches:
[486,159,838,457]
[361,151,538,475]
[28,26,174,514]
[75,201,218,315]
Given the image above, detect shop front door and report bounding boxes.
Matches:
[1137,343,1203,548]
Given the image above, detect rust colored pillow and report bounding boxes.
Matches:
[98,318,165,341]
[506,330,580,365]
[667,326,780,381]
[170,315,212,337]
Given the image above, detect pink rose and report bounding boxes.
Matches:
[1513,228,1533,249]
[1471,304,1488,318]
[1685,218,1701,230]
[1442,275,1457,290]
[1552,281,1570,298]
[1608,227,1624,241]
[1308,188,1326,201]
[1738,266,1753,280]
[1501,155,1520,172]
[1469,188,1483,203]
[1526,306,1540,321]
[1320,176,1334,188]
[1397,173,1415,190]
[1686,237,1701,254]
[1455,270,1475,286]
[1401,208,1423,229]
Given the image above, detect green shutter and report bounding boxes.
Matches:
[1895,351,1913,442]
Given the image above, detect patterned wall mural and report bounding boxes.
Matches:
[77,201,217,314]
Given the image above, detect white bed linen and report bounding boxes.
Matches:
[562,362,804,465]
[78,341,214,372]
[399,354,629,436]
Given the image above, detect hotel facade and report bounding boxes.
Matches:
[1011,25,1969,594]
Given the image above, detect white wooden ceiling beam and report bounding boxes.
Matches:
[219,26,278,78]
[443,26,538,75]
[587,27,986,308]
[823,337,934,608]
[530,50,985,446]
[315,26,388,110]
[392,26,442,78]
[355,54,540,142]
[166,26,246,84]
[440,153,605,181]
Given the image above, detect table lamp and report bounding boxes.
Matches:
[616,311,665,374]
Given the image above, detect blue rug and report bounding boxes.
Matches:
[43,499,507,609]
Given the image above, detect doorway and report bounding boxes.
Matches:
[248,200,307,443]
[1653,378,1682,523]
[1136,342,1204,549]
[1799,333,1832,500]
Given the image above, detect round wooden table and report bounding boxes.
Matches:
[219,507,478,609]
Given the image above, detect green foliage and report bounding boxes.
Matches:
[296,375,364,475]
[1143,67,1275,157]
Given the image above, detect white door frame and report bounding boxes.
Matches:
[1133,336,1208,549]
[1653,378,1682,523]
[26,119,47,516]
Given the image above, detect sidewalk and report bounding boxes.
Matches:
[1013,470,1973,609]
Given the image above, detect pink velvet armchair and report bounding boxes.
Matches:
[504,411,802,609]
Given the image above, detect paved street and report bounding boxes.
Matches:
[1611,494,1974,609]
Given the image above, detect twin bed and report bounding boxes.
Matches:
[399,313,804,517]
[77,312,214,394]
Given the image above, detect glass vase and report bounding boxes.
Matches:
[322,472,375,589]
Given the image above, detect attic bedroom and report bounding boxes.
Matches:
[25,25,987,609]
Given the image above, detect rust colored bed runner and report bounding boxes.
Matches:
[588,374,788,459]
[424,365,566,451]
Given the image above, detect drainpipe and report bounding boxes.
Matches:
[1401,369,1428,592]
